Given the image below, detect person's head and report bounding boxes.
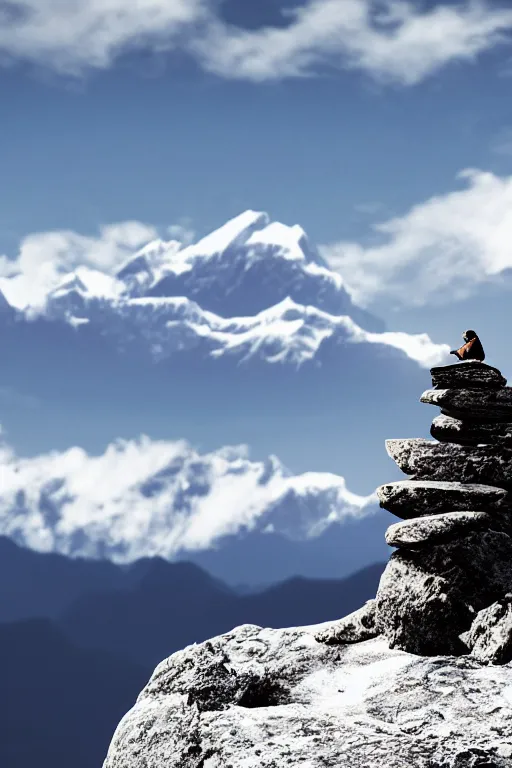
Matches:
[463,329,476,342]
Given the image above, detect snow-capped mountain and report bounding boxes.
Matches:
[7,210,447,369]
[116,210,369,322]
[41,292,446,368]
[0,429,378,568]
[0,210,446,516]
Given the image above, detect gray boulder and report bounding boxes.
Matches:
[430,362,506,390]
[385,438,512,489]
[314,599,378,645]
[385,511,492,549]
[461,596,512,665]
[375,530,512,656]
[103,623,512,768]
[431,414,512,446]
[421,388,512,422]
[377,480,507,519]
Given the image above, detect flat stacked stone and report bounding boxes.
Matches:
[430,413,512,445]
[385,437,512,489]
[421,387,512,422]
[426,362,511,448]
[374,360,512,660]
[385,511,492,549]
[431,361,506,389]
[377,480,507,519]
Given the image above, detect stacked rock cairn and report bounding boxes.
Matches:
[316,360,512,664]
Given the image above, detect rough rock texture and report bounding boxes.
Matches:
[430,362,506,390]
[421,388,512,422]
[385,511,492,549]
[104,357,512,767]
[375,530,512,656]
[431,414,512,446]
[103,624,512,768]
[461,597,512,665]
[377,480,507,519]
[386,438,512,489]
[314,600,377,645]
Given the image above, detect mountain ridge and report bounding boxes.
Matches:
[0,210,448,369]
[0,534,387,622]
[0,211,446,573]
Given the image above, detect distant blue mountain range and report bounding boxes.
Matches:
[0,537,383,768]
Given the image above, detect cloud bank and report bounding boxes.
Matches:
[0,431,375,562]
[0,0,511,84]
[0,221,158,309]
[322,169,512,308]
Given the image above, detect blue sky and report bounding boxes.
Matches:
[1,0,512,436]
[1,0,511,254]
[1,0,512,570]
[1,1,512,355]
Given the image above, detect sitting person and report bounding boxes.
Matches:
[450,329,485,362]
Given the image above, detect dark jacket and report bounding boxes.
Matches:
[451,335,485,362]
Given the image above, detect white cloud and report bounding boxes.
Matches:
[0,220,157,309]
[167,221,196,246]
[346,324,450,368]
[194,0,512,85]
[0,0,208,74]
[0,0,511,84]
[0,432,374,562]
[321,169,512,308]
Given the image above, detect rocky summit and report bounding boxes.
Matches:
[103,623,512,768]
[430,361,507,390]
[104,360,512,767]
[375,360,512,658]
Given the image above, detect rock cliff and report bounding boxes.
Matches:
[375,360,512,660]
[103,361,512,767]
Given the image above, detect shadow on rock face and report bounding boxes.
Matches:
[236,671,291,708]
[428,746,512,768]
[184,653,292,713]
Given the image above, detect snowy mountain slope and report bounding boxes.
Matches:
[0,429,377,565]
[132,211,382,327]
[0,210,447,503]
[42,292,447,367]
[115,237,183,294]
[0,210,448,369]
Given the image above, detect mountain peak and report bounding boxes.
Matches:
[50,267,122,302]
[190,210,270,256]
[245,220,322,265]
